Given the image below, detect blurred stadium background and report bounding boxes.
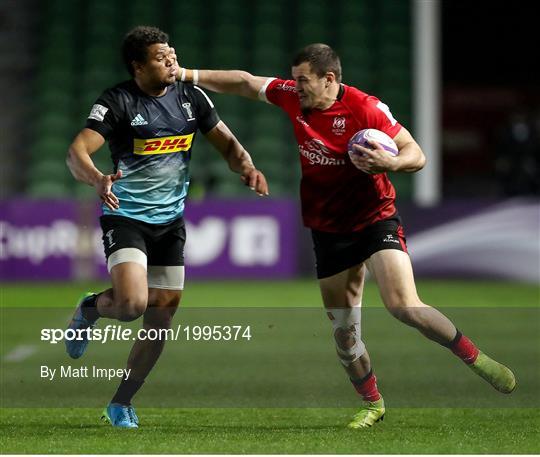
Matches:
[1,0,538,283]
[1,1,539,453]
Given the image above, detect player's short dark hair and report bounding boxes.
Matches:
[122,26,169,76]
[292,43,342,83]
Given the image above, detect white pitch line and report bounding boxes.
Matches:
[3,344,37,362]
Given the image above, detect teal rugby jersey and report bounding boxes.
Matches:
[85,80,219,224]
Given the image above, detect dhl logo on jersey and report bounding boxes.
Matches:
[133,133,194,155]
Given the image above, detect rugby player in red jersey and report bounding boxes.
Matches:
[178,43,516,428]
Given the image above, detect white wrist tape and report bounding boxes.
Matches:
[193,69,199,85]
[180,68,186,82]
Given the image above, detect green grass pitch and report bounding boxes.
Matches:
[1,279,539,454]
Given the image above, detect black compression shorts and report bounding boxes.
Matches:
[311,216,408,279]
[100,215,186,267]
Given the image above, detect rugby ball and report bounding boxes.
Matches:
[348,129,398,157]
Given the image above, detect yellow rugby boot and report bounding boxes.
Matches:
[469,351,516,394]
[348,397,385,429]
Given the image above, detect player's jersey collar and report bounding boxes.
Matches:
[131,79,176,98]
[336,83,345,101]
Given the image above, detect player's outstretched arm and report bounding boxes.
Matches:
[66,128,122,210]
[179,68,270,101]
[205,121,269,196]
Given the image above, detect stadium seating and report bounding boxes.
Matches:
[29,0,412,198]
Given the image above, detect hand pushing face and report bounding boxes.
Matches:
[135,43,178,90]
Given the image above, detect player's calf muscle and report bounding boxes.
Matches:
[143,307,178,329]
[98,289,147,321]
[387,304,426,326]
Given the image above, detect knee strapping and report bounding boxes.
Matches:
[326,306,366,366]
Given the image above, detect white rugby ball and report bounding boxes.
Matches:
[348,128,399,157]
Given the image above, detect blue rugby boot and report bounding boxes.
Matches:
[128,405,139,426]
[101,403,139,428]
[65,292,98,359]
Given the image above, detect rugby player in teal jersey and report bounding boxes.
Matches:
[66,26,268,428]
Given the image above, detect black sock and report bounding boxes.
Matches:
[440,329,461,348]
[350,369,373,386]
[111,377,145,406]
[81,293,100,322]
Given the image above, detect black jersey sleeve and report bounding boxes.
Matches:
[85,89,121,139]
[186,84,220,134]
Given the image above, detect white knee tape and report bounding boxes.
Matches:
[326,305,366,366]
[107,248,147,273]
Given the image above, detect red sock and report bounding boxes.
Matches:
[351,371,381,402]
[449,331,479,364]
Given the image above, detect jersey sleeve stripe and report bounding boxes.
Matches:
[193,85,215,108]
[258,77,277,104]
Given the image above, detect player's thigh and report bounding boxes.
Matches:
[145,267,183,327]
[146,217,185,292]
[366,249,420,308]
[311,230,370,308]
[319,263,366,308]
[110,261,149,306]
[144,217,185,326]
[101,215,149,306]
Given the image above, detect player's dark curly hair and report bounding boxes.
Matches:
[122,26,169,76]
[292,43,342,83]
